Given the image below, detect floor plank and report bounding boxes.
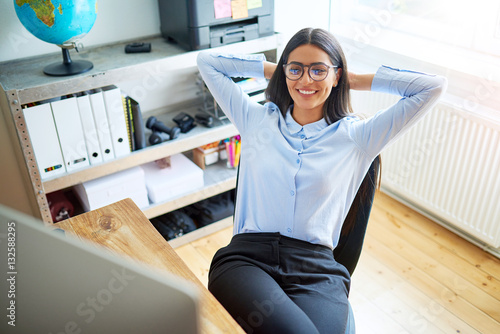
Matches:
[173,191,500,333]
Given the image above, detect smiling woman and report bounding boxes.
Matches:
[197,27,446,333]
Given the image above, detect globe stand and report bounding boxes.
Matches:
[43,46,93,77]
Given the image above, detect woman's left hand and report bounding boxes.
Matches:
[264,61,277,79]
[348,71,375,91]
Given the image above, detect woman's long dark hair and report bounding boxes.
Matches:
[265,28,381,251]
[265,27,353,124]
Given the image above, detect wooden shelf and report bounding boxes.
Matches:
[42,106,238,193]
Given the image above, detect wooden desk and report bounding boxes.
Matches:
[56,198,243,334]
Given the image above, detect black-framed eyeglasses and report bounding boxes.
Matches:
[283,62,338,81]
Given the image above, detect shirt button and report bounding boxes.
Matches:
[287,228,292,233]
[301,135,305,139]
[290,190,295,196]
[296,159,300,164]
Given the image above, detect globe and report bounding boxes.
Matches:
[14,0,98,76]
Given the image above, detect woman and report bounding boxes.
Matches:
[197,28,446,334]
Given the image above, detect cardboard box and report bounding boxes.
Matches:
[141,153,204,203]
[192,147,219,169]
[74,166,149,211]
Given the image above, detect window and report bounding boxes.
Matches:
[330,0,500,61]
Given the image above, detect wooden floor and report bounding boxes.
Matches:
[173,192,500,334]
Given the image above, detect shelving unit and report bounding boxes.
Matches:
[0,34,281,235]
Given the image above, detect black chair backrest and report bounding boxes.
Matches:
[233,155,380,277]
[334,156,380,276]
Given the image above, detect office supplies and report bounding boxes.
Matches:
[195,113,214,127]
[51,96,90,172]
[141,153,204,204]
[193,141,220,169]
[124,42,151,53]
[102,85,131,158]
[122,95,135,151]
[158,0,274,50]
[22,102,67,179]
[173,112,196,133]
[0,203,201,334]
[89,89,115,161]
[129,96,146,150]
[77,92,103,164]
[73,166,149,211]
[223,136,241,168]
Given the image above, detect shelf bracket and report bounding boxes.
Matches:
[7,89,52,224]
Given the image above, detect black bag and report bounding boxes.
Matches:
[182,190,234,227]
[152,210,197,240]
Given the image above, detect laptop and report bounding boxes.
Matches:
[0,204,200,334]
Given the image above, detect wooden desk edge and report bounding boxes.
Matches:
[55,198,243,334]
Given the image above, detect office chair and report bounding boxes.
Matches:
[334,155,380,276]
[336,155,380,334]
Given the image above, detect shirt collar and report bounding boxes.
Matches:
[285,105,328,138]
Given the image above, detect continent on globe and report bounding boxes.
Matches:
[14,0,97,46]
[14,0,98,76]
[16,0,55,27]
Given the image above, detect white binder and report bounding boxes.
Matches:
[50,96,90,172]
[89,90,115,162]
[102,85,131,158]
[76,93,103,165]
[23,103,66,179]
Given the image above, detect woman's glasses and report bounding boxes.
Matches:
[283,62,338,82]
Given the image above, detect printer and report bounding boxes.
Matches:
[158,0,274,50]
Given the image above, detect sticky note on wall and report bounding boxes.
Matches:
[231,0,248,19]
[214,0,231,19]
[247,0,262,10]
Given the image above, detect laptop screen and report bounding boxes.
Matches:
[0,204,200,334]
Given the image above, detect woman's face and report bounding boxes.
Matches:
[285,44,340,121]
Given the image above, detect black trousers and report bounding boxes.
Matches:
[208,232,351,334]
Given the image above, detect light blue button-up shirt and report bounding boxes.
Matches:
[197,51,447,250]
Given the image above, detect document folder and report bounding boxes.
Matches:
[89,90,115,162]
[51,96,90,172]
[76,93,103,165]
[102,85,131,158]
[23,103,66,179]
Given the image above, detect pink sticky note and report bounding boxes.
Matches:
[214,0,232,19]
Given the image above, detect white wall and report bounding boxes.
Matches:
[0,0,331,62]
[0,0,161,62]
[274,0,330,41]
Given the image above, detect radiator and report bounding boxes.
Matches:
[351,91,500,249]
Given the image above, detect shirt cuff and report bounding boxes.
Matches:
[371,65,436,95]
[215,53,266,78]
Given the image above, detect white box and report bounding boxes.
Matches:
[74,166,149,211]
[141,154,204,204]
